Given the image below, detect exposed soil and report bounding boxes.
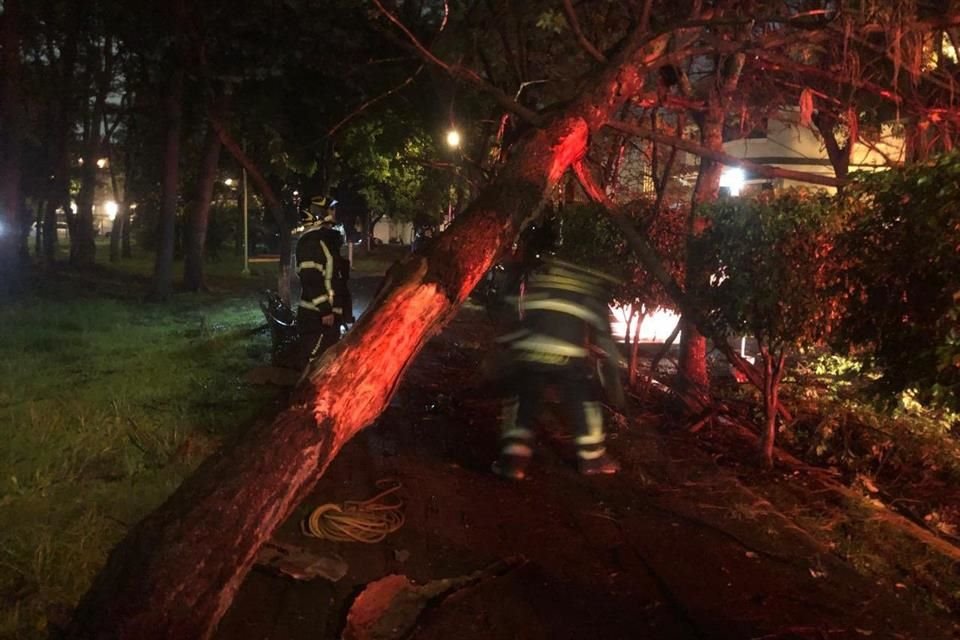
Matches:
[216,305,960,640]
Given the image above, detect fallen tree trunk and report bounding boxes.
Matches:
[65,29,670,640]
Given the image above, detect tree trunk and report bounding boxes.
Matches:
[107,136,125,263]
[183,126,222,291]
[759,346,776,467]
[109,205,124,262]
[151,65,184,299]
[813,110,852,186]
[42,196,59,263]
[119,110,138,261]
[121,202,133,257]
[0,0,23,296]
[73,150,98,267]
[677,104,723,400]
[73,37,112,268]
[66,30,670,640]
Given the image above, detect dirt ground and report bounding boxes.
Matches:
[216,305,959,640]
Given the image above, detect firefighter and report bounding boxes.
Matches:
[492,257,624,480]
[293,199,351,368]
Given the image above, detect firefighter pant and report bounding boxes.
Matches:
[292,308,341,370]
[498,362,608,464]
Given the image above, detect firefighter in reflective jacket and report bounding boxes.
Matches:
[294,209,350,367]
[492,257,624,480]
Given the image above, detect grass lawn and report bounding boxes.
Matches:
[0,241,402,638]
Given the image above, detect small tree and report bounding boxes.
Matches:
[693,190,844,465]
[556,200,686,388]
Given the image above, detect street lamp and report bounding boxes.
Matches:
[720,167,746,197]
[446,129,461,149]
[224,178,235,187]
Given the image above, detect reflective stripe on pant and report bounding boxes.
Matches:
[498,396,534,458]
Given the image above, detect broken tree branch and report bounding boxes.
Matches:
[327,65,424,138]
[371,0,543,126]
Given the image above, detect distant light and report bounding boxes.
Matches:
[720,167,746,197]
[105,201,119,221]
[77,158,84,166]
[70,202,78,214]
[446,129,461,149]
[96,158,108,169]
[292,190,299,196]
[224,178,235,187]
[609,303,681,343]
[129,203,137,210]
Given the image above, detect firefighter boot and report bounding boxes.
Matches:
[491,453,530,480]
[578,451,621,476]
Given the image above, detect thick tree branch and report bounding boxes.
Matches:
[605,120,844,188]
[562,0,606,63]
[756,52,903,105]
[638,0,653,32]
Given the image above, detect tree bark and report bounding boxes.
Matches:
[121,207,133,257]
[151,65,185,299]
[813,110,854,186]
[760,347,785,467]
[107,146,129,264]
[109,203,125,262]
[678,103,723,401]
[73,37,113,268]
[183,126,222,291]
[0,0,23,296]
[66,29,670,640]
[74,137,99,267]
[41,16,78,265]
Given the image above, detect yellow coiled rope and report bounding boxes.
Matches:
[301,480,405,543]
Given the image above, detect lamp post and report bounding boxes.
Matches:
[445,128,461,226]
[241,165,249,275]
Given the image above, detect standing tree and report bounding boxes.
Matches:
[150,0,186,299]
[183,124,222,291]
[691,190,843,465]
[676,24,747,403]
